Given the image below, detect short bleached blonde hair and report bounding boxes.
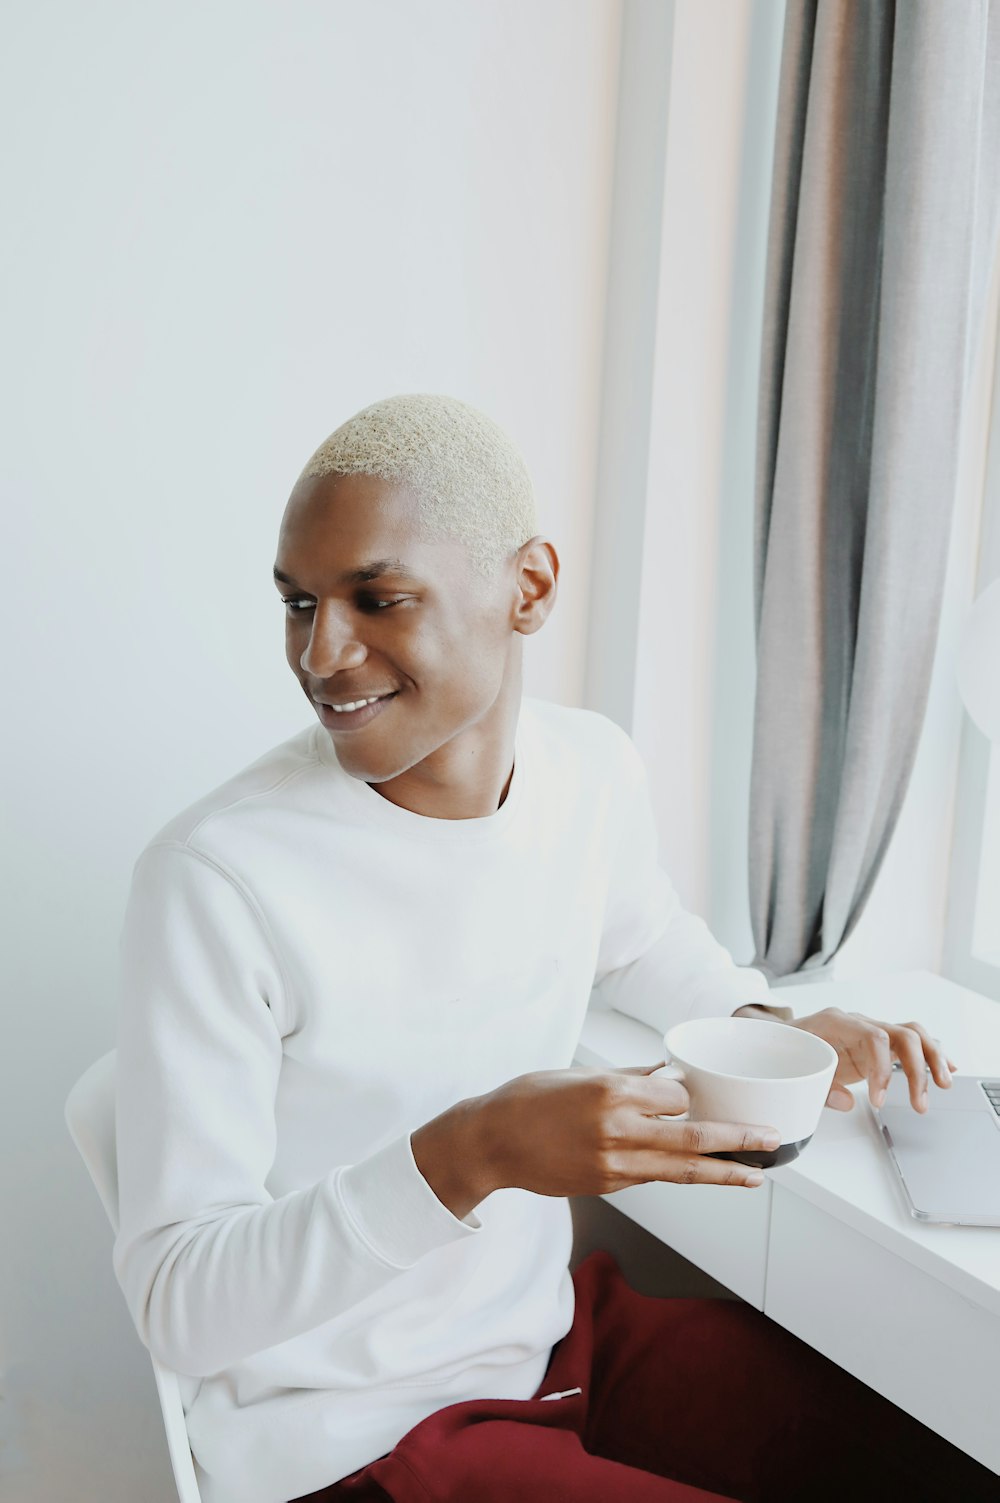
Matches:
[295,393,538,578]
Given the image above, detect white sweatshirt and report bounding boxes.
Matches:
[112,697,769,1503]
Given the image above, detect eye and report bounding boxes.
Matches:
[357,594,407,612]
[279,594,409,614]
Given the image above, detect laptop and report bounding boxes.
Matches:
[872,1068,1000,1227]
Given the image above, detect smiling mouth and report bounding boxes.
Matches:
[315,692,398,730]
[322,693,394,713]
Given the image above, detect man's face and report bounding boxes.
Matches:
[274,472,520,786]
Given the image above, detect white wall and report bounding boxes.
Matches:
[1,5,621,1498]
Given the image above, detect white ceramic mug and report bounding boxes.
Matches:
[659,1016,839,1167]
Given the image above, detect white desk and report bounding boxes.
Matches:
[575,970,1000,1474]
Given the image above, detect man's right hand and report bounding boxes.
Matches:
[410,1064,780,1221]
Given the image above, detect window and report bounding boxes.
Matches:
[943,249,1000,1001]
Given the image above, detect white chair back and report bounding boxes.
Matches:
[65,1050,204,1503]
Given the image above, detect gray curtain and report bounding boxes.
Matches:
[749,0,1000,982]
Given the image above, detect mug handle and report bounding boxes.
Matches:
[650,1060,689,1120]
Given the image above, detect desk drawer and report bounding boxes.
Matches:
[603,1177,770,1308]
[766,1184,1000,1474]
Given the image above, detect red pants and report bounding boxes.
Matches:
[290,1250,999,1503]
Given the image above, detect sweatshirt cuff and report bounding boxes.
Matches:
[681,964,774,1023]
[335,1131,481,1270]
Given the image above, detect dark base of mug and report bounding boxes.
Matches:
[709,1135,814,1169]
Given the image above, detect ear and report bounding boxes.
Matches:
[511,537,559,636]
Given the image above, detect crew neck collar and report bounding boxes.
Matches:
[310,712,528,842]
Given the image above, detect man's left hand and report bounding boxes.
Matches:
[789,1007,958,1113]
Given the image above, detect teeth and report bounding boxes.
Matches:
[330,695,383,713]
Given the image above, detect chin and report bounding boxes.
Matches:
[328,740,408,784]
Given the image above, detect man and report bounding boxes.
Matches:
[113,394,988,1503]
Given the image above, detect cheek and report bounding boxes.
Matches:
[284,620,307,672]
[438,632,510,707]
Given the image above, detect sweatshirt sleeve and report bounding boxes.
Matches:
[112,840,478,1379]
[590,730,772,1033]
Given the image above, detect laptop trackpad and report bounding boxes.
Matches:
[880,1105,1000,1219]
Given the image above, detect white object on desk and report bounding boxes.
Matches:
[575,970,1000,1474]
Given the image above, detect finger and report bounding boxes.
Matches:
[842,1014,878,1084]
[630,1148,766,1189]
[633,1076,690,1117]
[651,1117,780,1159]
[825,1082,855,1112]
[616,1061,667,1076]
[897,1022,953,1089]
[634,1082,691,1118]
[837,1036,869,1089]
[862,1025,894,1109]
[887,1024,930,1112]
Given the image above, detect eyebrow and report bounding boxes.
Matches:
[272,558,421,589]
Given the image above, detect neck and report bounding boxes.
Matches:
[369,661,523,821]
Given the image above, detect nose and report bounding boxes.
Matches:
[298,600,368,678]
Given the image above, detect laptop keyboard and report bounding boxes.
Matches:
[982,1081,1000,1116]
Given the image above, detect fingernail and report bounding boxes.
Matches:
[746,1172,764,1187]
[874,1087,886,1108]
[763,1131,780,1149]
